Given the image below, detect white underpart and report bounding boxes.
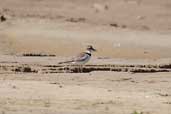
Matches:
[72,50,92,65]
[72,55,91,65]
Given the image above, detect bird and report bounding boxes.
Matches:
[58,45,96,65]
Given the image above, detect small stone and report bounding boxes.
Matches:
[0,15,6,22]
[59,85,63,88]
[12,85,16,89]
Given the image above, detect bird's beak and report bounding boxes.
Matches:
[92,48,97,52]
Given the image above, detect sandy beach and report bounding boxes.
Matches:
[0,0,171,114]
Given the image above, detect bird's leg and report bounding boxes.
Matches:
[79,65,81,73]
[79,65,83,73]
[67,64,71,73]
[77,65,80,73]
[69,64,73,73]
[80,65,83,73]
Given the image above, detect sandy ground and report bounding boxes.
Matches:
[0,0,171,59]
[0,72,171,114]
[0,0,171,114]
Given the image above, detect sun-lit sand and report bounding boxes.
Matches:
[0,0,171,114]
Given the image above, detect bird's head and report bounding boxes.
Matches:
[86,45,96,52]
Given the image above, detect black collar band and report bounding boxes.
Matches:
[85,52,91,56]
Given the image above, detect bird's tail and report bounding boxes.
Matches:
[58,60,74,64]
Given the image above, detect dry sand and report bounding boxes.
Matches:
[0,0,171,114]
[0,72,171,114]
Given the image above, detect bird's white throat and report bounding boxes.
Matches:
[85,50,91,54]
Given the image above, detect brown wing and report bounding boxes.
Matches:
[74,52,88,62]
[58,52,88,64]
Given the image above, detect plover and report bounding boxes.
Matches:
[58,45,96,65]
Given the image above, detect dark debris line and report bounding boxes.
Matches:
[0,64,171,74]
